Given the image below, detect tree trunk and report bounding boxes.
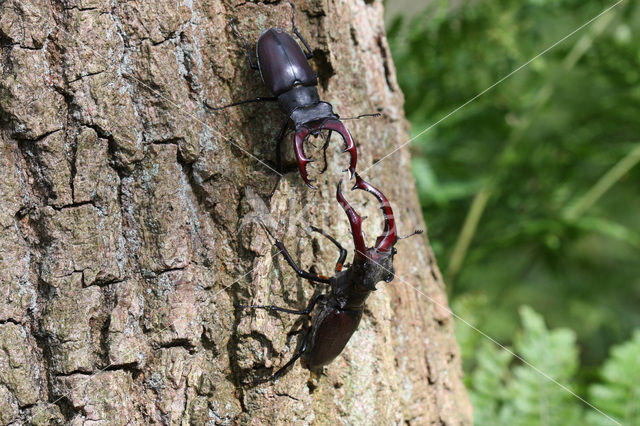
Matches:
[0,0,471,424]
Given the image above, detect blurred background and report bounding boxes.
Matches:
[384,0,640,424]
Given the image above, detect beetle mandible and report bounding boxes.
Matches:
[239,174,422,383]
[207,1,375,189]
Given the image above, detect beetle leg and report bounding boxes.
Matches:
[287,0,313,59]
[294,127,316,188]
[309,225,347,273]
[237,304,307,315]
[249,328,313,385]
[228,18,259,70]
[260,223,330,284]
[237,294,324,316]
[319,130,332,174]
[269,120,290,196]
[204,96,276,111]
[319,120,357,179]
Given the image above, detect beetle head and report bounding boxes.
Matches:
[360,248,396,289]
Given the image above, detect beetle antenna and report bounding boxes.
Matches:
[341,113,382,121]
[398,229,423,240]
[257,220,277,243]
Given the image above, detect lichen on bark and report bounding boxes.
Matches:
[0,0,471,424]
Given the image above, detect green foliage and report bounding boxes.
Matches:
[470,341,512,425]
[451,292,491,374]
[504,307,582,425]
[470,306,583,425]
[587,330,640,425]
[466,306,640,425]
[387,1,640,420]
[388,0,640,381]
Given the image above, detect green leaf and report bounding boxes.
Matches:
[498,306,582,425]
[469,306,585,425]
[470,341,513,426]
[587,330,640,425]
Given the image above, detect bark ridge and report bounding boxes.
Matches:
[0,0,471,423]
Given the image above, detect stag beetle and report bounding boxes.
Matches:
[207,1,375,189]
[239,175,422,383]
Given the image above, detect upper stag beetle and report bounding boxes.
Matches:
[239,174,422,383]
[207,1,376,189]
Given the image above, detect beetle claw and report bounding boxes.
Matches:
[319,119,357,179]
[295,120,357,185]
[336,180,368,260]
[351,173,397,253]
[294,128,317,188]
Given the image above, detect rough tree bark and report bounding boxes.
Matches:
[0,0,471,424]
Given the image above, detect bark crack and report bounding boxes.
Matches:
[0,0,471,422]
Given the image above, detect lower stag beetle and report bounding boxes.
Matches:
[239,174,422,383]
[207,1,375,189]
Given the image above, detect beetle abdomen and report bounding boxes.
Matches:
[305,308,362,368]
[256,28,317,96]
